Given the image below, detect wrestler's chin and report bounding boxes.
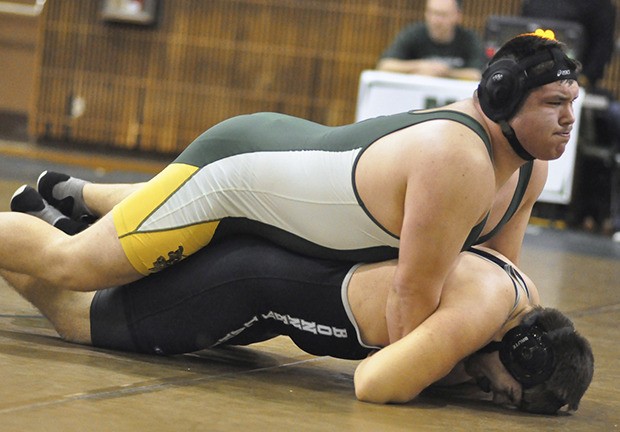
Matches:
[542,140,568,161]
[552,143,567,159]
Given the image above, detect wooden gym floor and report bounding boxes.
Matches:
[0,141,618,431]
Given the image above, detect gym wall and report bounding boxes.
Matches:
[18,0,620,154]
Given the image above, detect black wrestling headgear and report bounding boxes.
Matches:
[478,45,579,161]
[479,323,555,389]
[478,45,578,123]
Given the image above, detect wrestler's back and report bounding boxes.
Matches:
[354,100,493,237]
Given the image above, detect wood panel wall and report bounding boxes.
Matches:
[29,0,620,154]
[0,3,40,114]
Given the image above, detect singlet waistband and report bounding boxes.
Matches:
[341,263,383,351]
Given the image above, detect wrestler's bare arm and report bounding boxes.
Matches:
[480,161,548,264]
[430,362,471,387]
[386,127,494,342]
[354,265,513,404]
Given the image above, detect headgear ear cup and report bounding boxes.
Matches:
[478,58,527,122]
[498,324,555,388]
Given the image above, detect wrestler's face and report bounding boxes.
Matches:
[464,351,523,408]
[510,80,579,161]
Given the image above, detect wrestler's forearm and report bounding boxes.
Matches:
[430,362,471,386]
[354,311,467,404]
[386,285,440,342]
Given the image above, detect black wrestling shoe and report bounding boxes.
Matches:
[37,170,96,222]
[10,185,65,224]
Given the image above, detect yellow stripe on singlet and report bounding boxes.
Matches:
[112,163,220,275]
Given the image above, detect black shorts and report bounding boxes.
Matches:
[90,236,377,360]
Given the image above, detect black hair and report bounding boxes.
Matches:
[490,33,562,59]
[518,307,594,415]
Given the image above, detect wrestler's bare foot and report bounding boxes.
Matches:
[0,269,94,344]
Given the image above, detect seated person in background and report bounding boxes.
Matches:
[1,229,593,415]
[376,0,485,80]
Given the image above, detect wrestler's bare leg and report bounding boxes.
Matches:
[82,182,145,216]
[0,211,141,291]
[0,269,93,344]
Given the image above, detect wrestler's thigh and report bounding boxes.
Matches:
[59,212,141,290]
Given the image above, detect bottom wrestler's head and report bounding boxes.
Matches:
[466,307,594,414]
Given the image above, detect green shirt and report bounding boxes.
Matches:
[381,22,485,70]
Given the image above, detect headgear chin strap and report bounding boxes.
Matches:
[499,121,535,161]
[478,45,579,161]
[478,324,555,389]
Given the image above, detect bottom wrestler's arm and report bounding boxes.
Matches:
[354,307,490,403]
[354,269,510,404]
[429,362,471,387]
